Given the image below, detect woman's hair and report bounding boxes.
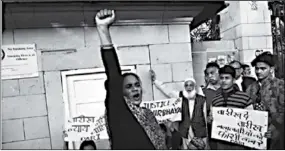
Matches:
[79,140,97,150]
[122,72,142,84]
[104,73,142,91]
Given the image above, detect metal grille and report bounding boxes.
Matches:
[269,1,285,79]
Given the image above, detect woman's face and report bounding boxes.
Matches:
[123,75,143,105]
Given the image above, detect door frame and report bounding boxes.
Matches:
[61,66,136,149]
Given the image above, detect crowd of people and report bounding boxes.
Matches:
[90,9,284,150]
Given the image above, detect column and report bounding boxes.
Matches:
[219,1,273,70]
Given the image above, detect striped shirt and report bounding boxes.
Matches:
[212,90,253,108]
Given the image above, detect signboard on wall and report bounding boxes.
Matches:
[206,48,239,68]
[211,107,268,150]
[1,44,39,79]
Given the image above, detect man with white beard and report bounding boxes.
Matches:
[150,70,208,149]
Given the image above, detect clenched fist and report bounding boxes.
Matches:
[95,9,115,27]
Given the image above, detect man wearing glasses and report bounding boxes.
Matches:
[229,60,256,92]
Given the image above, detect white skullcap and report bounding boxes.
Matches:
[183,78,204,96]
[184,78,196,84]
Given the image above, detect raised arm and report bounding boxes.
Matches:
[96,10,121,79]
[149,69,179,98]
[95,10,123,109]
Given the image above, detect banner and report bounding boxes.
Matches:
[140,98,182,123]
[1,44,39,79]
[64,115,109,142]
[211,107,268,150]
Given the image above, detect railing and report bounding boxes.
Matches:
[269,0,285,79]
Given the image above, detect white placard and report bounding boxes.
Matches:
[140,98,182,123]
[1,44,39,79]
[212,107,268,150]
[64,115,109,142]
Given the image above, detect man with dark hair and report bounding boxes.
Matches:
[209,65,254,150]
[246,51,284,150]
[203,62,221,114]
[229,60,256,92]
[242,64,251,76]
[201,62,221,149]
[80,140,97,150]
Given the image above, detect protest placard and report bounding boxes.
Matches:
[211,107,268,150]
[140,98,182,123]
[1,44,39,79]
[64,115,109,142]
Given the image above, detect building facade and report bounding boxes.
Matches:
[1,1,274,149]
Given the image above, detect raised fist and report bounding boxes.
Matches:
[95,9,115,27]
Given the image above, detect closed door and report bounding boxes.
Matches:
[63,67,135,149]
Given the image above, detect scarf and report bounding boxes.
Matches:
[124,98,167,149]
[104,98,167,150]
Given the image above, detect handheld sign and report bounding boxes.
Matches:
[64,115,109,142]
[140,98,182,124]
[211,107,268,150]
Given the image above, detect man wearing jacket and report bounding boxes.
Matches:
[246,52,284,150]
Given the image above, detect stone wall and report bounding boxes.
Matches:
[2,24,193,149]
[191,2,273,86]
[219,1,273,72]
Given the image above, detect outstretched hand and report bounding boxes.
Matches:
[95,9,115,27]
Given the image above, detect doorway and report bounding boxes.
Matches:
[61,66,136,149]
